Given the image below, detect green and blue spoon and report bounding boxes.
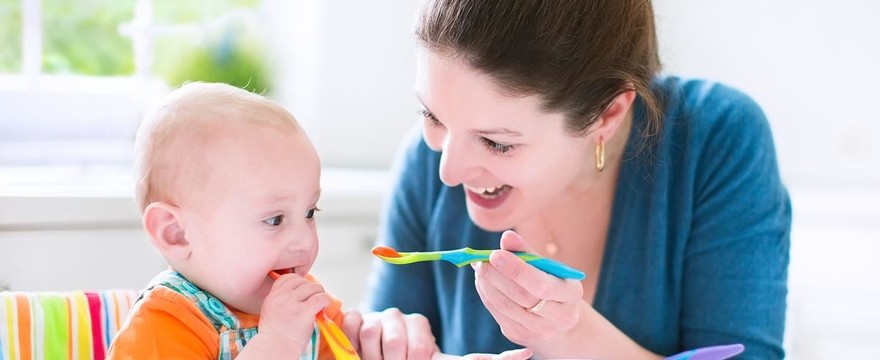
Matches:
[371,247,743,360]
[371,247,744,360]
[371,246,586,280]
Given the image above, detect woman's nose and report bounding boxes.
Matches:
[438,136,479,187]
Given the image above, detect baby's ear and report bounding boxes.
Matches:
[142,202,191,261]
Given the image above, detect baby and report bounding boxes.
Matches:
[108,82,339,359]
[108,82,531,360]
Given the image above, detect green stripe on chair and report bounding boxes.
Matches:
[0,290,138,360]
[39,294,69,360]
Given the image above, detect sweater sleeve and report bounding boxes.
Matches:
[107,287,219,360]
[364,127,443,339]
[681,85,791,359]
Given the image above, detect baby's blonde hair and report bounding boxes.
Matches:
[134,82,300,212]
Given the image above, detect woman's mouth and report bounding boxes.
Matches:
[465,185,512,209]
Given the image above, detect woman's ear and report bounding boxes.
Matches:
[142,202,191,262]
[592,89,636,140]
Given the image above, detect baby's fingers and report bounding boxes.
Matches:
[271,276,327,301]
[302,292,332,315]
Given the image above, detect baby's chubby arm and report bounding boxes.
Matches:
[237,273,331,360]
[341,308,531,360]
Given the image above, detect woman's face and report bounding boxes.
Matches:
[415,49,600,231]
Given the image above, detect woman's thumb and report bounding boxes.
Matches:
[499,230,536,253]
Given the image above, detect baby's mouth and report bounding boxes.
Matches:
[269,267,297,280]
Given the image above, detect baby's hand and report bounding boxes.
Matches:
[258,273,330,350]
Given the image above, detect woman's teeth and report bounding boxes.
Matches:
[473,185,510,198]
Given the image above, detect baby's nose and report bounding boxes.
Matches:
[285,231,317,253]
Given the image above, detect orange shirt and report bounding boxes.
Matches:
[107,277,344,360]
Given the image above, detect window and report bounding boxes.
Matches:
[0,0,22,73]
[0,0,267,166]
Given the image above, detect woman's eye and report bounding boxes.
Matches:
[305,207,321,220]
[263,215,284,226]
[481,137,514,155]
[418,109,442,127]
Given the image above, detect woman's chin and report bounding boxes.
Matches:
[466,206,516,232]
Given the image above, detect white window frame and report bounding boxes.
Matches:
[0,0,168,166]
[0,0,265,166]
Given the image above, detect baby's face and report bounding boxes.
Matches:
[173,121,321,314]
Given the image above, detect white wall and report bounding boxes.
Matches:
[266,0,422,169]
[654,0,880,187]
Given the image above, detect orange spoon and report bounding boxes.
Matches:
[269,271,360,359]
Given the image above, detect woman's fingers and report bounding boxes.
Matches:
[359,311,385,359]
[498,230,534,253]
[479,348,533,360]
[473,262,533,319]
[403,313,437,360]
[469,230,586,347]
[357,309,439,360]
[491,348,533,360]
[449,347,533,360]
[487,250,580,303]
[341,309,363,353]
[432,348,533,360]
[472,261,538,309]
[496,231,583,302]
[379,308,409,360]
[476,270,564,321]
[473,276,534,344]
[475,273,566,343]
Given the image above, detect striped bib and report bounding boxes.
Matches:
[139,270,319,360]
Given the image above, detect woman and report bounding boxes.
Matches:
[357,0,790,358]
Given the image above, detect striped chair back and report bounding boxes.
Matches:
[0,290,138,360]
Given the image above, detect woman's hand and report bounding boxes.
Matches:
[472,230,585,347]
[341,308,438,360]
[342,308,533,360]
[433,348,533,360]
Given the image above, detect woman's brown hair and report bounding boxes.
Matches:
[416,0,662,138]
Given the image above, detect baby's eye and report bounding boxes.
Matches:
[263,215,284,226]
[305,207,321,220]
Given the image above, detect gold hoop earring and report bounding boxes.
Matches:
[595,137,605,172]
